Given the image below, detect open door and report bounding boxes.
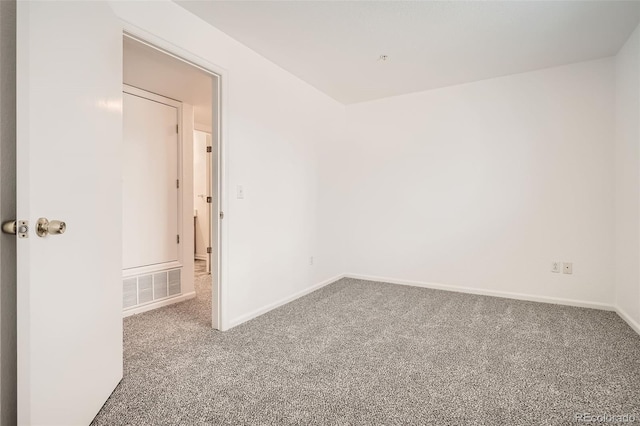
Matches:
[16,2,123,425]
[194,130,212,274]
[206,132,213,274]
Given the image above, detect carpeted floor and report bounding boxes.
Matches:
[92,263,640,425]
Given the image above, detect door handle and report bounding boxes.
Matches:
[36,218,66,237]
[2,220,29,238]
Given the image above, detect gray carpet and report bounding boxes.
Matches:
[92,263,640,425]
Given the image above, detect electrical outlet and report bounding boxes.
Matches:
[309,256,314,266]
[551,261,561,273]
[563,262,573,274]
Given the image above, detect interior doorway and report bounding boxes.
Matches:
[121,34,222,329]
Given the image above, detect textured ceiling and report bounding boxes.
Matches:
[175,1,640,105]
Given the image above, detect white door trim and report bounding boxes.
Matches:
[121,29,229,331]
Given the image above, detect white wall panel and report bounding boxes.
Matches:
[122,91,180,269]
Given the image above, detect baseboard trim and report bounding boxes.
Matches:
[345,273,615,312]
[228,274,345,329]
[615,306,640,336]
[123,291,196,318]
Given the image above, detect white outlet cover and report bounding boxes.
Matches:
[563,262,573,274]
[551,262,561,273]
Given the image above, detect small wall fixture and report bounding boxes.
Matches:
[378,55,389,62]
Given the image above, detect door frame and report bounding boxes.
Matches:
[122,29,229,331]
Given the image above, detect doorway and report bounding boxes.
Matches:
[122,34,222,329]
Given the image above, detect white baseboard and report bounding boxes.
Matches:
[123,291,197,318]
[615,306,640,336]
[122,262,182,279]
[345,273,616,312]
[228,274,345,329]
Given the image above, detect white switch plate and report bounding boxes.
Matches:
[563,262,573,274]
[309,256,314,266]
[551,261,561,273]
[236,185,244,199]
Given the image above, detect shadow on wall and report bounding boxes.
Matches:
[0,0,17,424]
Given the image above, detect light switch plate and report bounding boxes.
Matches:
[563,262,573,274]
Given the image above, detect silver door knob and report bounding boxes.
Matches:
[36,218,66,237]
[2,220,29,238]
[2,221,17,235]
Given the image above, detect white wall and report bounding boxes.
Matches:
[181,104,195,297]
[343,58,616,307]
[615,24,640,328]
[0,0,16,423]
[109,1,635,331]
[110,1,345,326]
[317,112,348,279]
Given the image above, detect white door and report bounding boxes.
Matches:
[122,89,180,271]
[16,2,123,425]
[205,133,213,274]
[193,130,211,272]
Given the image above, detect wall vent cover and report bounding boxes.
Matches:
[123,267,182,310]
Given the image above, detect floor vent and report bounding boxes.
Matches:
[122,268,182,310]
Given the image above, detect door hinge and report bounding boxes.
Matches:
[206,247,212,254]
[177,234,180,244]
[206,196,212,203]
[176,179,180,189]
[206,146,212,153]
[219,211,224,219]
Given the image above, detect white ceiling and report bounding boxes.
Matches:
[123,37,214,130]
[175,1,640,104]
